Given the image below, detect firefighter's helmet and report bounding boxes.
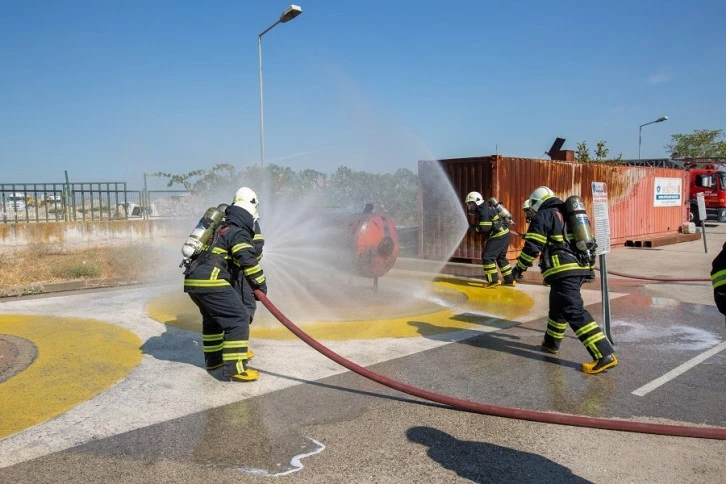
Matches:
[522,199,536,222]
[465,191,484,206]
[233,187,259,219]
[528,186,555,213]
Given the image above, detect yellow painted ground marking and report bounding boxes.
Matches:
[0,315,142,439]
[148,279,535,340]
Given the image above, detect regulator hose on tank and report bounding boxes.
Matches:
[255,289,726,440]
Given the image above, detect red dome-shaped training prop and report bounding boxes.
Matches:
[346,212,400,279]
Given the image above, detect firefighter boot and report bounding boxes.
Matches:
[485,280,502,288]
[224,359,259,382]
[502,277,516,287]
[540,339,559,354]
[581,354,618,374]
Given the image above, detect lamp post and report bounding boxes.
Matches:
[638,116,668,160]
[258,4,302,167]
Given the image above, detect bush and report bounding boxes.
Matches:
[52,260,102,279]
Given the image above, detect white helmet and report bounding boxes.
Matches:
[233,186,259,220]
[465,191,484,206]
[528,186,555,213]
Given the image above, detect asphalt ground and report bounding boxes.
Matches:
[0,225,724,483]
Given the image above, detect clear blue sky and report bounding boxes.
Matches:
[2,0,725,188]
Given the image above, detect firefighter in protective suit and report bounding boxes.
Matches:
[184,187,267,382]
[511,186,617,374]
[232,214,264,327]
[711,241,726,327]
[465,191,516,287]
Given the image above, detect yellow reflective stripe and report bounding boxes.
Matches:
[552,254,560,267]
[183,279,230,287]
[202,333,224,341]
[491,228,509,238]
[519,252,535,263]
[712,269,726,289]
[256,254,263,261]
[210,267,220,280]
[547,318,568,330]
[550,234,565,242]
[575,322,599,337]
[211,247,227,254]
[231,242,253,254]
[542,263,585,278]
[223,340,249,348]
[223,352,249,361]
[584,335,605,358]
[483,262,497,269]
[203,343,223,352]
[253,275,266,284]
[243,264,262,276]
[546,329,564,339]
[516,260,530,270]
[525,232,547,244]
[253,234,264,241]
[479,221,493,227]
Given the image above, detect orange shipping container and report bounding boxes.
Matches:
[419,156,689,262]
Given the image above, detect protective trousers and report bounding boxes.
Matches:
[544,276,613,359]
[188,287,251,377]
[481,233,514,283]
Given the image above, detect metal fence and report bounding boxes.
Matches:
[0,182,200,223]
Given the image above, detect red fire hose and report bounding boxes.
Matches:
[594,267,710,283]
[255,290,726,440]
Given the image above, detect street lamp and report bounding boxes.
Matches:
[258,4,303,167]
[638,116,668,160]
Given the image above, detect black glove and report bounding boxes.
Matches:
[512,266,524,280]
[254,283,267,300]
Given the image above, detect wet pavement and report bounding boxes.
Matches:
[0,225,725,483]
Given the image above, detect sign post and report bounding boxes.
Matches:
[697,192,708,253]
[592,182,613,344]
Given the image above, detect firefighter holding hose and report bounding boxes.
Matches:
[511,186,618,374]
[183,187,267,382]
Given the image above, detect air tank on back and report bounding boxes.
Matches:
[564,195,596,256]
[488,197,514,226]
[180,204,228,266]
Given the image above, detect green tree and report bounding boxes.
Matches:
[575,141,591,162]
[665,129,726,158]
[576,140,622,163]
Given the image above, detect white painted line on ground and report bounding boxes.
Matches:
[632,341,726,397]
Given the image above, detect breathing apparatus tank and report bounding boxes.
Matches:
[487,197,514,226]
[564,195,596,257]
[180,204,228,267]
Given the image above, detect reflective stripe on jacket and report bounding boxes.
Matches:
[184,205,266,293]
[515,197,594,284]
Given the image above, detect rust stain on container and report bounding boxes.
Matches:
[420,156,689,263]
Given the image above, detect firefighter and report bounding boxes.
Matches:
[184,186,267,382]
[522,199,536,224]
[511,186,617,374]
[465,191,516,288]
[711,241,726,326]
[232,213,265,329]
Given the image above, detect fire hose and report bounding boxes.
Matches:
[255,289,726,440]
